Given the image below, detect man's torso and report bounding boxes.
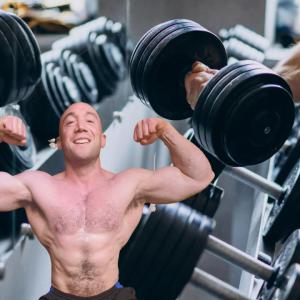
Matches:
[20,169,145,297]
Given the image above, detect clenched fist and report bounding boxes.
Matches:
[185,61,218,110]
[0,115,27,146]
[133,118,167,146]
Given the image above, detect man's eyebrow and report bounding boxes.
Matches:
[86,111,98,119]
[63,111,98,123]
[63,112,75,123]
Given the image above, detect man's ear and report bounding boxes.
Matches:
[57,137,62,150]
[101,134,106,148]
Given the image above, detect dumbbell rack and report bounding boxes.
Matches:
[239,157,276,298]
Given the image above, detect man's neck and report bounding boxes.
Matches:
[63,157,106,189]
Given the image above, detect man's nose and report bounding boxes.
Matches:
[75,119,87,132]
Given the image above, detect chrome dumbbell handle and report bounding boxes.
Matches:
[191,267,251,300]
[20,223,34,240]
[224,166,284,201]
[0,262,4,280]
[206,235,274,282]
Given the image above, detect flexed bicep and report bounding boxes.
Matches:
[135,166,210,205]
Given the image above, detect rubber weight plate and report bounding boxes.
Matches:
[92,35,118,91]
[118,205,151,271]
[0,11,29,101]
[149,208,201,300]
[20,64,61,144]
[274,138,300,186]
[193,60,267,151]
[201,64,268,153]
[54,66,81,106]
[202,65,268,154]
[94,34,126,83]
[223,84,294,166]
[2,12,37,97]
[270,264,300,300]
[66,52,98,104]
[126,203,177,292]
[135,203,190,298]
[0,27,16,106]
[203,184,224,218]
[52,32,110,100]
[142,25,227,119]
[183,190,209,215]
[182,184,223,218]
[99,39,126,81]
[136,22,200,107]
[206,68,294,166]
[263,160,300,242]
[0,104,36,174]
[46,64,68,114]
[193,60,265,149]
[119,204,167,283]
[167,212,214,300]
[8,12,42,82]
[257,230,300,299]
[88,32,116,97]
[131,19,198,100]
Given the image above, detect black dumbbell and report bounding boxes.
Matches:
[42,49,98,105]
[20,62,81,147]
[219,24,270,53]
[272,106,300,185]
[0,10,41,107]
[272,137,300,186]
[182,183,223,218]
[69,16,128,61]
[192,264,300,300]
[223,38,265,62]
[52,32,126,100]
[130,20,295,167]
[186,128,300,243]
[0,104,36,174]
[257,230,300,299]
[119,202,300,300]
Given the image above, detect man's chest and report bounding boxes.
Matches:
[31,181,136,235]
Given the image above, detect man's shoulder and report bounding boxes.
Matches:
[115,168,152,185]
[118,168,152,177]
[15,170,54,186]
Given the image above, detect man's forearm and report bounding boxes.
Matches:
[160,123,214,182]
[273,42,300,103]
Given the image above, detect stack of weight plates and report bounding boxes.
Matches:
[20,62,81,146]
[42,49,99,104]
[69,16,128,60]
[0,104,36,174]
[52,32,126,100]
[0,10,41,107]
[130,19,227,120]
[192,60,295,166]
[119,203,214,300]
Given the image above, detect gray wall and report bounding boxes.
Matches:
[99,0,266,42]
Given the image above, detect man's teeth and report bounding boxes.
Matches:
[75,139,89,144]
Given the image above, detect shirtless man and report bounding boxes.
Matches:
[0,98,214,299]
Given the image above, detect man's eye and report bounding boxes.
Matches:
[87,120,93,123]
[67,121,74,125]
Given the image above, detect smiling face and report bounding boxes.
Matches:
[56,102,106,164]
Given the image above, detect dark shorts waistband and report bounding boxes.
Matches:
[40,282,124,300]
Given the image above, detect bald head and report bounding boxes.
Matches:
[59,102,102,137]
